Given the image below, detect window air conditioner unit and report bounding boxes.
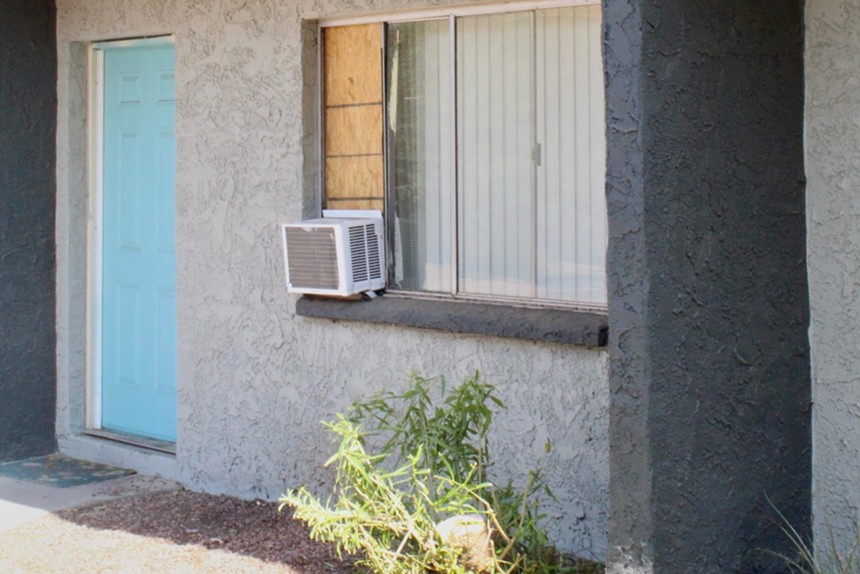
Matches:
[281,210,385,297]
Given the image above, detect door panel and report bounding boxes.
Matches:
[101,43,176,442]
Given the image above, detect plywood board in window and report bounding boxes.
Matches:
[326,156,384,200]
[325,105,383,156]
[326,197,385,211]
[324,24,383,106]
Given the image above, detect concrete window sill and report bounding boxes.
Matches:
[295,294,608,348]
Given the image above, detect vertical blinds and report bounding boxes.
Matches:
[538,5,605,305]
[457,11,535,299]
[385,4,606,306]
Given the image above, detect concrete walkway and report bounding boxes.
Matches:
[0,473,180,533]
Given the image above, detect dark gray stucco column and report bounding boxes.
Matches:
[604,1,809,572]
[0,0,57,461]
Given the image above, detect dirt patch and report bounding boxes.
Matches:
[0,487,603,573]
[0,489,356,574]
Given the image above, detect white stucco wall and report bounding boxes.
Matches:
[807,0,860,556]
[54,0,609,558]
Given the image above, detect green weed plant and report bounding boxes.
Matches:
[770,501,860,574]
[279,372,603,574]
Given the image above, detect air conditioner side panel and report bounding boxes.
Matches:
[334,224,352,295]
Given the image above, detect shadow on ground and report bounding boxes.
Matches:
[55,489,357,573]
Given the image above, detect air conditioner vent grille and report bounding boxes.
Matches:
[284,227,339,289]
[366,224,382,280]
[349,225,369,283]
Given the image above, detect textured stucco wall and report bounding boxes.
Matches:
[54,0,609,557]
[605,1,809,571]
[807,0,860,557]
[0,0,57,462]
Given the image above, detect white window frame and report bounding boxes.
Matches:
[317,0,605,312]
[318,0,599,27]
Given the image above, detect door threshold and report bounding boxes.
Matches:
[84,429,176,455]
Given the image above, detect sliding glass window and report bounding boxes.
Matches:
[328,3,605,307]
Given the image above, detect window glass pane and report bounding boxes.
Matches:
[456,6,606,305]
[457,11,535,299]
[387,20,452,292]
[535,5,606,305]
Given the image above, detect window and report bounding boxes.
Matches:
[320,2,606,308]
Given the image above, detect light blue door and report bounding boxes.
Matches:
[101,43,176,442]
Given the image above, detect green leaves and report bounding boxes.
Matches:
[350,371,500,486]
[279,372,600,574]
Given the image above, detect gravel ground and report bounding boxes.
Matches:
[0,489,357,574]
